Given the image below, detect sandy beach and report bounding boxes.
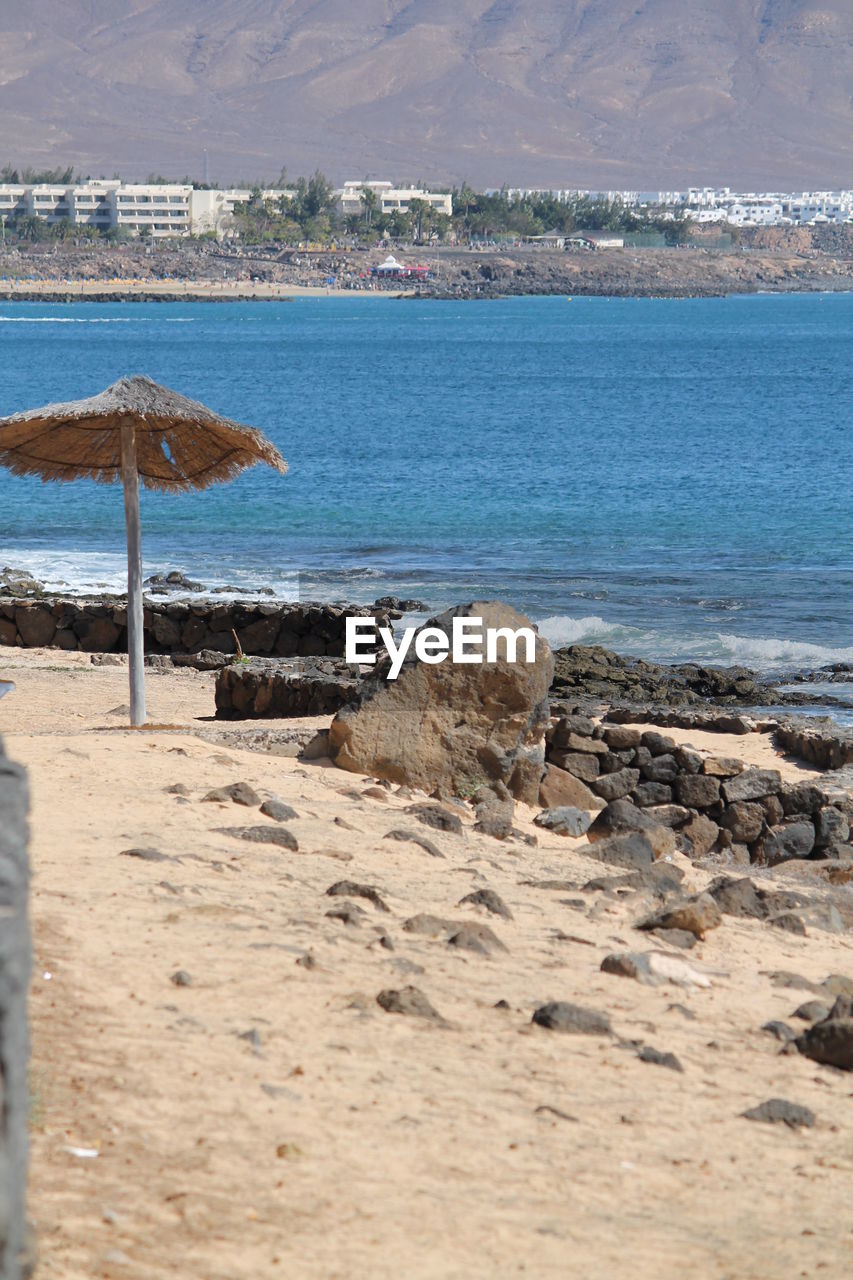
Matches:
[0,279,412,301]
[1,647,851,1279]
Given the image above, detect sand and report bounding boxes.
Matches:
[2,648,852,1279]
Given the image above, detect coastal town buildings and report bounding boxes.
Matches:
[496,186,853,228]
[0,178,452,238]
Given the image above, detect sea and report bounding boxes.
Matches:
[1,293,852,719]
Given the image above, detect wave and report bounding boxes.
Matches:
[536,613,639,646]
[0,316,134,323]
[714,632,853,671]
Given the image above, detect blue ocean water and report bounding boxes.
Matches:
[1,294,852,698]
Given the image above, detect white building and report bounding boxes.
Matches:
[337,181,452,219]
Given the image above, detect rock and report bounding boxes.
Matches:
[649,928,697,950]
[447,924,507,955]
[220,826,298,850]
[796,1014,853,1069]
[703,756,746,778]
[632,782,672,808]
[550,713,596,741]
[531,1001,612,1035]
[721,769,782,804]
[601,952,655,984]
[325,901,367,926]
[641,754,679,784]
[473,810,513,840]
[376,986,447,1024]
[593,768,640,803]
[793,1000,831,1022]
[170,970,192,987]
[769,912,807,935]
[674,747,703,774]
[203,781,261,807]
[405,804,462,834]
[780,782,825,817]
[458,888,513,919]
[602,725,642,750]
[581,832,656,870]
[538,764,603,810]
[762,1021,796,1043]
[637,1046,683,1072]
[815,806,850,848]
[326,881,390,912]
[759,794,785,827]
[383,828,445,857]
[673,774,720,809]
[761,821,816,865]
[822,975,853,998]
[259,799,299,822]
[642,731,677,756]
[587,798,659,841]
[534,807,592,837]
[402,914,463,938]
[639,893,723,940]
[549,751,600,781]
[742,1099,815,1129]
[329,601,553,804]
[644,804,692,830]
[119,846,178,863]
[14,603,55,647]
[719,801,765,844]
[682,813,720,858]
[709,876,768,919]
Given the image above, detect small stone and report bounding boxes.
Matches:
[203,781,262,806]
[742,1099,815,1129]
[769,912,807,935]
[538,763,603,811]
[762,1020,796,1043]
[119,846,178,863]
[402,913,461,937]
[447,923,508,955]
[639,893,722,940]
[581,832,655,870]
[792,1000,832,1023]
[326,881,390,912]
[166,783,190,796]
[796,1018,853,1070]
[220,826,298,850]
[682,813,720,858]
[531,1001,612,1035]
[533,807,592,837]
[593,768,640,803]
[761,822,816,865]
[649,927,697,950]
[473,811,513,840]
[673,774,720,809]
[384,828,444,858]
[458,888,513,919]
[719,802,766,844]
[641,731,677,756]
[709,877,767,919]
[534,1105,579,1123]
[376,986,447,1023]
[260,799,299,822]
[703,757,745,778]
[326,901,367,927]
[600,952,655,983]
[406,803,462,833]
[637,1046,683,1072]
[170,970,192,987]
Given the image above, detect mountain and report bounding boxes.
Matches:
[0,1,851,188]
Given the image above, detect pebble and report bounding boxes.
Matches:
[742,1098,815,1129]
[202,781,262,806]
[326,902,367,927]
[170,970,192,987]
[260,799,299,822]
[384,828,445,858]
[637,1046,683,1072]
[762,1020,796,1043]
[792,1000,831,1022]
[457,888,513,919]
[119,846,178,863]
[639,893,722,940]
[533,807,592,837]
[220,826,298,851]
[531,1001,612,1035]
[326,881,390,912]
[405,803,463,833]
[447,923,508,955]
[376,986,447,1024]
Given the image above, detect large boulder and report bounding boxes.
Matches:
[0,736,31,1279]
[328,602,554,804]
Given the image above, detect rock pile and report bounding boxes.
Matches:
[543,715,853,865]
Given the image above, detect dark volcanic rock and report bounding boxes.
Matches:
[532,1001,612,1035]
[549,645,784,707]
[593,767,640,802]
[220,825,298,850]
[762,1020,797,1043]
[637,1046,683,1072]
[405,804,463,834]
[376,986,447,1023]
[447,923,508,955]
[260,799,299,822]
[534,806,592,837]
[639,893,722,939]
[721,769,782,804]
[383,828,445,858]
[580,832,656,870]
[761,822,816,865]
[326,881,390,912]
[742,1099,815,1129]
[203,781,261,807]
[673,774,720,809]
[538,764,603,811]
[458,888,513,919]
[796,1017,853,1069]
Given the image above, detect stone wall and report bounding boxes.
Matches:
[215,658,362,718]
[773,722,853,772]
[546,713,853,865]
[0,737,31,1280]
[0,598,388,659]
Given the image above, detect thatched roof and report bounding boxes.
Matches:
[0,375,287,491]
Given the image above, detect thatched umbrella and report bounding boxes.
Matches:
[0,375,287,725]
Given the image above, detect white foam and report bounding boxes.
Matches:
[714,632,853,671]
[536,613,637,647]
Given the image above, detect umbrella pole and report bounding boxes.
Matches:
[120,420,146,726]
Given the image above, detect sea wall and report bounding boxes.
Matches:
[215,658,362,718]
[0,598,389,659]
[0,737,31,1280]
[546,713,853,865]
